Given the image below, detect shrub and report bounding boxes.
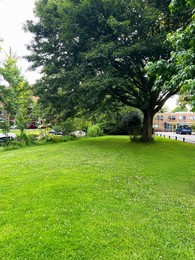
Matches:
[0,130,78,152]
[99,108,143,135]
[17,133,37,146]
[118,110,143,135]
[59,117,91,134]
[191,124,195,130]
[87,125,103,137]
[0,134,37,150]
[36,134,75,144]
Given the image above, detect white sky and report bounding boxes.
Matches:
[164,96,177,110]
[0,0,40,84]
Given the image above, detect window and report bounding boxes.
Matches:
[156,115,164,120]
[168,115,176,120]
[190,116,195,120]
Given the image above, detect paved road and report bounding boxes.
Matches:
[155,132,195,144]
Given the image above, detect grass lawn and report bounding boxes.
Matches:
[0,136,194,259]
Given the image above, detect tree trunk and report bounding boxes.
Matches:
[141,110,154,142]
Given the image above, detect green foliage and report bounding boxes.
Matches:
[173,92,190,111]
[60,117,91,134]
[15,108,29,134]
[0,133,36,150]
[119,110,143,135]
[0,50,33,129]
[87,124,103,137]
[19,133,37,146]
[0,136,194,259]
[147,0,195,111]
[60,119,76,134]
[0,131,76,151]
[25,0,188,141]
[1,119,10,133]
[173,105,188,112]
[36,133,75,145]
[169,0,195,12]
[191,124,195,130]
[98,108,143,135]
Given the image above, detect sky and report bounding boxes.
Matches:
[0,0,40,84]
[164,96,177,110]
[0,0,177,109]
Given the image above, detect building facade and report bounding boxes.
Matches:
[153,112,195,131]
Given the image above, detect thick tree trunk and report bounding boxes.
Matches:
[141,110,154,142]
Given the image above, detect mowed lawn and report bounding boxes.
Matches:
[0,136,194,259]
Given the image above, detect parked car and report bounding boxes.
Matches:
[10,125,18,129]
[27,124,38,129]
[38,124,47,129]
[176,124,192,135]
[48,130,63,136]
[0,133,16,142]
[70,130,86,137]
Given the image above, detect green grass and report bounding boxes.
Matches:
[0,136,194,259]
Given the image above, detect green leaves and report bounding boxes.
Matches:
[147,0,195,111]
[25,0,189,141]
[169,0,195,12]
[0,50,33,130]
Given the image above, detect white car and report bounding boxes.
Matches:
[70,130,86,137]
[10,125,18,129]
[0,133,16,141]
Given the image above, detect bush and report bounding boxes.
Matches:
[118,110,143,135]
[17,133,37,146]
[0,134,37,150]
[99,109,143,135]
[36,134,75,144]
[87,125,103,137]
[191,124,195,131]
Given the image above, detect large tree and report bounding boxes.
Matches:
[25,0,189,141]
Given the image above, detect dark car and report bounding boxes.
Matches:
[48,130,63,136]
[176,124,192,135]
[27,124,38,129]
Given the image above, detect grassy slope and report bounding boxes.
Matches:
[0,136,194,259]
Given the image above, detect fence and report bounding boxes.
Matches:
[155,133,195,144]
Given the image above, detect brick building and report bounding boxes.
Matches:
[153,112,195,131]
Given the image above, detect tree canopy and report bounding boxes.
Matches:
[148,0,195,111]
[25,0,190,141]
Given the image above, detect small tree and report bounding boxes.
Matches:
[15,107,29,134]
[1,119,10,134]
[0,50,33,134]
[87,125,103,137]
